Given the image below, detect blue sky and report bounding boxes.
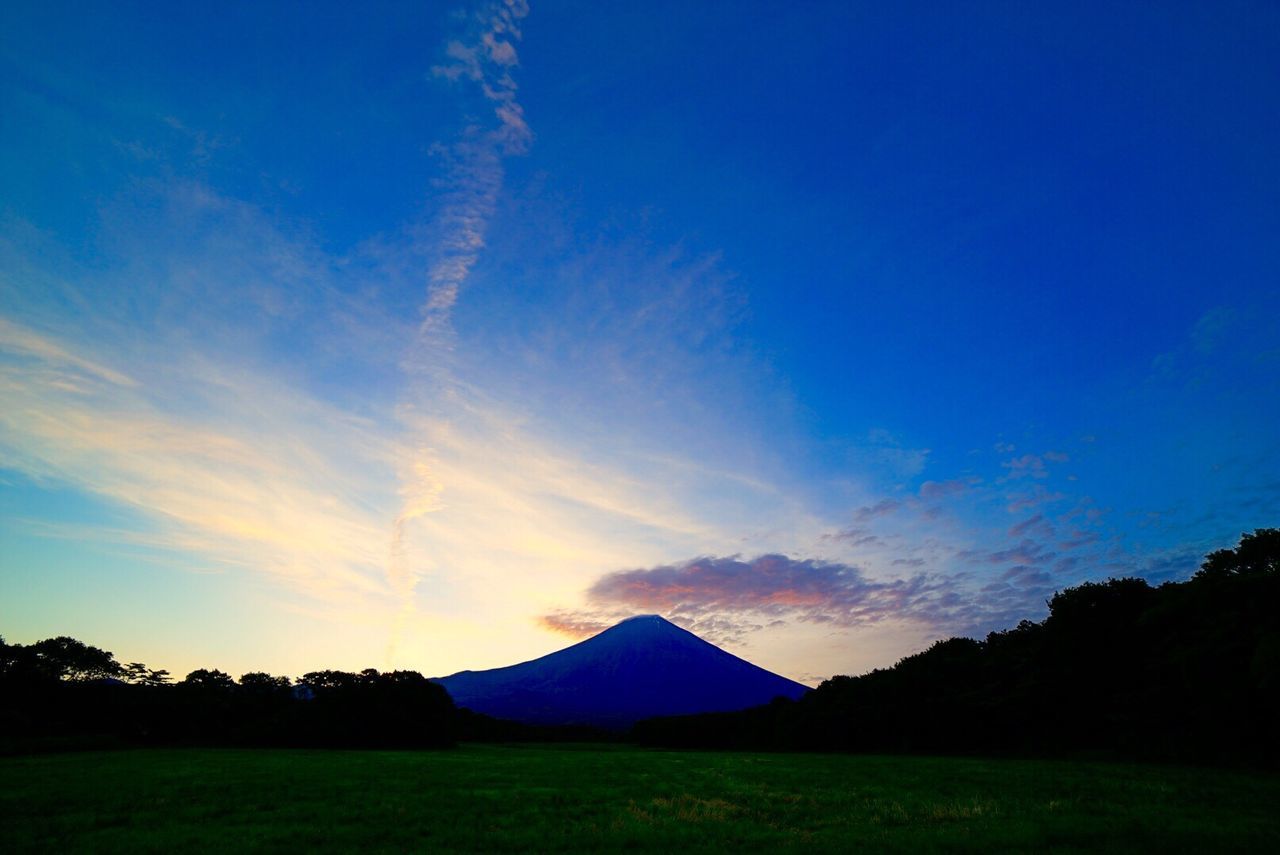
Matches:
[2,0,1277,683]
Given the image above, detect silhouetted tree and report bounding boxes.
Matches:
[1194,528,1280,580]
[0,636,42,683]
[238,672,291,695]
[294,668,456,748]
[180,669,235,691]
[299,669,361,693]
[29,636,122,681]
[142,668,171,687]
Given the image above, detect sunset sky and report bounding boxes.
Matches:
[2,1,1277,684]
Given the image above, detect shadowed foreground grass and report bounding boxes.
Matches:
[2,745,1278,852]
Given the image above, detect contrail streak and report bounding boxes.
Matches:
[386,0,532,662]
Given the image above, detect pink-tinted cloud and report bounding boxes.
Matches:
[543,554,967,645]
[985,539,1054,566]
[1002,454,1048,479]
[1000,564,1052,587]
[1008,513,1053,539]
[1058,530,1100,550]
[1001,451,1068,482]
[919,478,972,500]
[539,612,612,639]
[853,499,901,521]
[823,526,880,547]
[1006,486,1067,513]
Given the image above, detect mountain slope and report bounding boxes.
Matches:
[433,615,810,729]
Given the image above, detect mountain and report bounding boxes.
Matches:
[433,615,810,729]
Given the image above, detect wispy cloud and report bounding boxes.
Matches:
[853,498,901,521]
[0,318,137,388]
[850,429,931,480]
[537,612,611,638]
[918,478,972,500]
[1,280,809,669]
[418,0,532,327]
[1190,306,1235,355]
[1000,451,1067,481]
[0,93,826,675]
[823,526,881,547]
[1006,486,1068,513]
[0,317,401,606]
[391,0,534,651]
[1008,513,1053,539]
[984,539,1054,566]
[431,0,532,156]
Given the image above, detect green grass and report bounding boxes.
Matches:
[2,745,1277,852]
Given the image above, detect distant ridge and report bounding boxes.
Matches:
[433,615,810,729]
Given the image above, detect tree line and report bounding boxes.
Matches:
[633,529,1280,766]
[0,642,457,751]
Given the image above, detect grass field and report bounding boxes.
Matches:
[2,745,1278,852]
